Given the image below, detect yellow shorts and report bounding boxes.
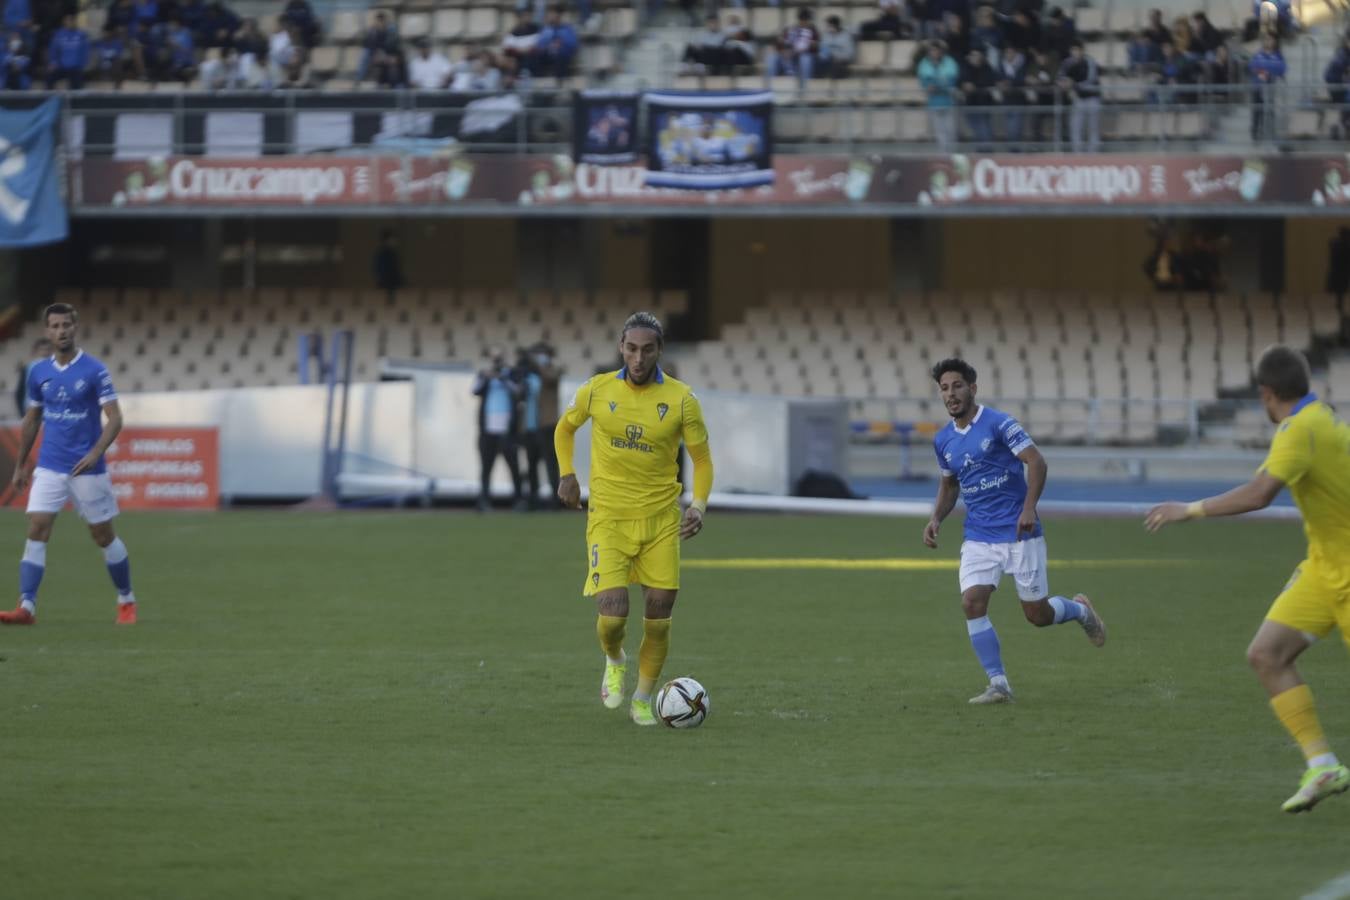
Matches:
[1266,559,1350,647]
[583,506,681,596]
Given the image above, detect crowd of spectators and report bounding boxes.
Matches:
[0,0,585,90]
[1,0,322,88]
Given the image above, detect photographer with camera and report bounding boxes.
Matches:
[516,342,563,510]
[472,347,524,512]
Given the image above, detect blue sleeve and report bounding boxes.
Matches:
[96,366,117,405]
[998,415,1035,456]
[559,25,578,54]
[934,438,952,477]
[26,363,41,406]
[76,32,89,68]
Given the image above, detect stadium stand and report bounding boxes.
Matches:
[8,287,1342,449]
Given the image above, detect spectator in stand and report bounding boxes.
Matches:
[268,19,307,87]
[106,0,135,31]
[281,0,318,48]
[720,15,754,70]
[913,0,943,39]
[93,23,141,85]
[231,16,266,83]
[200,44,248,87]
[961,46,996,147]
[45,13,87,89]
[994,43,1026,144]
[1057,40,1100,152]
[177,0,206,43]
[372,228,403,299]
[1041,6,1074,59]
[531,5,576,82]
[1126,29,1160,77]
[1156,40,1200,103]
[859,0,904,40]
[939,11,967,59]
[0,29,30,87]
[1024,45,1056,143]
[198,1,240,50]
[450,49,502,91]
[2,0,29,33]
[1326,32,1350,136]
[1143,8,1170,45]
[407,36,451,89]
[132,19,159,77]
[997,8,1037,52]
[918,38,959,148]
[160,17,196,82]
[970,5,1001,59]
[818,15,854,79]
[772,8,819,86]
[131,0,158,32]
[1172,16,1201,56]
[1249,32,1285,140]
[1206,43,1232,95]
[500,8,540,72]
[681,13,723,72]
[1190,11,1222,56]
[357,10,398,83]
[1250,0,1295,40]
[32,0,66,58]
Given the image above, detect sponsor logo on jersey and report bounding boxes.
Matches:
[611,423,654,453]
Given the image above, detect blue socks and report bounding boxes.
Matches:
[966,616,1005,680]
[1049,595,1087,624]
[103,538,133,599]
[19,539,45,612]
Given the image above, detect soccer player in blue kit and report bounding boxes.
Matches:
[922,358,1104,703]
[0,303,136,626]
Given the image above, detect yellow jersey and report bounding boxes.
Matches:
[1260,396,1350,577]
[559,367,709,520]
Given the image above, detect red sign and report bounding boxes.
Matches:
[104,428,219,510]
[70,153,1350,210]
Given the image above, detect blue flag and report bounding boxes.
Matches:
[0,98,67,247]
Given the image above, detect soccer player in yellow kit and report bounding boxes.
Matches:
[1147,345,1350,813]
[554,312,714,726]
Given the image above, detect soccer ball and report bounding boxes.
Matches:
[655,677,710,729]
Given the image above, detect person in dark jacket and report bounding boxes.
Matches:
[961,46,997,146]
[372,229,403,300]
[1248,33,1286,139]
[14,338,50,418]
[45,13,87,88]
[473,347,525,512]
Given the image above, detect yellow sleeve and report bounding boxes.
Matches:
[555,379,594,478]
[682,391,713,512]
[687,441,713,514]
[1261,418,1311,487]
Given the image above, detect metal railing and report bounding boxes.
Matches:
[10,79,1350,158]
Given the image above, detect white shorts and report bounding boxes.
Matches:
[26,467,120,524]
[959,536,1049,601]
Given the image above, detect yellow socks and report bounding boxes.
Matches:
[635,617,672,700]
[597,615,626,663]
[1271,684,1332,763]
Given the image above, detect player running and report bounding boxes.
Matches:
[554,312,714,726]
[0,303,136,626]
[923,358,1105,704]
[1146,345,1350,813]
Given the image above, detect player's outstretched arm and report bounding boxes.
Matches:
[10,404,41,489]
[924,475,960,548]
[1144,472,1285,532]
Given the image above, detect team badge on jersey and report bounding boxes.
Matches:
[656,402,669,421]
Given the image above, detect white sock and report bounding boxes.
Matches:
[19,598,35,614]
[118,592,136,606]
[607,649,625,667]
[1309,752,1340,769]
[990,674,1011,691]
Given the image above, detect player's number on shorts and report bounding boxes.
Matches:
[591,544,599,568]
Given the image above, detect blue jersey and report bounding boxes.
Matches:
[27,351,118,475]
[933,405,1041,543]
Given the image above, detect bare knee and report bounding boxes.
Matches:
[26,517,53,542]
[595,589,629,618]
[1246,639,1289,675]
[88,522,115,548]
[961,589,991,619]
[643,587,677,619]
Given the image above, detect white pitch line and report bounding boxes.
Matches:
[1303,871,1350,900]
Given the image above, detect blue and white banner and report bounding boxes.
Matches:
[644,90,773,190]
[0,99,67,246]
[573,90,639,166]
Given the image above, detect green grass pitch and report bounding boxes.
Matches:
[1,508,1347,899]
